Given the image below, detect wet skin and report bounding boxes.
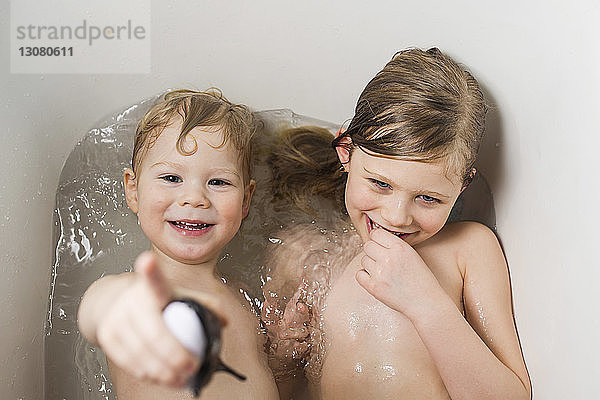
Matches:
[319,226,463,400]
[273,147,530,399]
[109,121,278,399]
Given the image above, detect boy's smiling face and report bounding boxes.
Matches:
[124,119,254,265]
[339,146,464,247]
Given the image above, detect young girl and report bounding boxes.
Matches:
[264,48,531,399]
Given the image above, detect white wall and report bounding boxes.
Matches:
[1,1,598,398]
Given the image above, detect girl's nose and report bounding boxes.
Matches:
[380,198,413,227]
[179,185,211,208]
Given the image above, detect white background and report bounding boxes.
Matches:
[1,0,599,398]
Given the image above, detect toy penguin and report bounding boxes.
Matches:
[162,299,246,397]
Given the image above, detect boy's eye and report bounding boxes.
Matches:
[418,194,439,203]
[160,175,182,183]
[208,178,230,186]
[369,178,392,189]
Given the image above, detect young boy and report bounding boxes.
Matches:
[77,89,279,399]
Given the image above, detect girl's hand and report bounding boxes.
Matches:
[355,228,445,318]
[95,252,219,388]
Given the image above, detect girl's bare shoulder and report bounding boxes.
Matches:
[266,221,361,276]
[416,221,502,276]
[420,221,498,250]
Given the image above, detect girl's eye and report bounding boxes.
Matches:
[369,178,392,190]
[160,175,182,183]
[208,178,230,186]
[418,194,439,203]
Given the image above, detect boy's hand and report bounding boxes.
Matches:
[355,228,445,319]
[262,282,311,377]
[96,252,202,388]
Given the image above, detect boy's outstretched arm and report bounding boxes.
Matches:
[356,222,532,400]
[78,268,137,346]
[77,251,219,388]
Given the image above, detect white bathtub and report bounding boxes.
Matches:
[2,1,599,399]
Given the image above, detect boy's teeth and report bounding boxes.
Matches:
[172,221,209,230]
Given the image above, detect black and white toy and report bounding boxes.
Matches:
[162,299,247,397]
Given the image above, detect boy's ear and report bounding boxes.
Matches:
[334,136,352,168]
[242,179,256,218]
[123,168,139,214]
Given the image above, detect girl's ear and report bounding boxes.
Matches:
[242,179,256,218]
[123,168,139,213]
[461,168,477,192]
[334,135,352,167]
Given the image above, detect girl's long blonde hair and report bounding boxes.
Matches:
[270,48,486,210]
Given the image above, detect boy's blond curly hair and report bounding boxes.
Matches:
[132,89,256,183]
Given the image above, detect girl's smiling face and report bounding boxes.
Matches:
[339,146,465,246]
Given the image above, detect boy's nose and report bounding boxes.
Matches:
[179,185,211,208]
